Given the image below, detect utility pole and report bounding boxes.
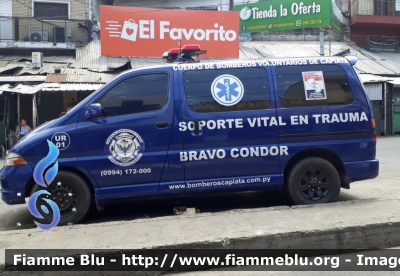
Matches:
[229,0,234,11]
[319,27,325,56]
[328,27,331,56]
[17,93,20,129]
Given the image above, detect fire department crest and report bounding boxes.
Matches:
[105,129,145,166]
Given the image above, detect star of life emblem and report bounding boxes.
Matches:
[105,129,145,166]
[211,74,244,106]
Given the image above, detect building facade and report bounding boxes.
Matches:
[351,0,400,49]
[1,0,93,50]
[113,0,235,10]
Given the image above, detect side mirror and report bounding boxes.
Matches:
[85,103,102,120]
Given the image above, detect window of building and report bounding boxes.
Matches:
[155,7,180,9]
[186,6,218,11]
[33,1,69,20]
[183,68,270,113]
[96,73,169,118]
[276,64,354,108]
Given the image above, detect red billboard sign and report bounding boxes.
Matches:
[100,6,240,58]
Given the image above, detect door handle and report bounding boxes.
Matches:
[156,121,170,128]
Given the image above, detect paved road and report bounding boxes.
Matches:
[0,136,398,231]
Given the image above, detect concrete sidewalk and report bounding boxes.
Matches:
[1,196,400,265]
[1,137,400,269]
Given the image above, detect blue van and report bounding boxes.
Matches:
[1,55,379,225]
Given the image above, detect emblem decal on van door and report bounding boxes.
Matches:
[105,129,145,166]
[211,74,244,106]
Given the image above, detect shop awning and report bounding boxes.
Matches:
[0,83,44,94]
[41,83,104,91]
[0,75,47,82]
[386,78,400,87]
[357,74,390,84]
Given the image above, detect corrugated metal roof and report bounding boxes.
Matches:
[0,55,74,63]
[355,59,396,75]
[0,62,28,73]
[72,39,400,78]
[0,56,30,61]
[45,74,68,83]
[238,41,400,76]
[18,63,67,75]
[356,50,400,75]
[60,68,118,83]
[130,58,165,69]
[239,44,263,59]
[0,61,9,68]
[240,41,356,59]
[358,74,389,83]
[74,38,129,72]
[42,56,75,63]
[251,46,273,57]
[0,83,43,94]
[2,40,400,86]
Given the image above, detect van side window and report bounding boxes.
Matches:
[96,73,169,117]
[276,65,354,108]
[183,68,270,113]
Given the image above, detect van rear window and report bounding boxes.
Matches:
[276,64,354,108]
[183,68,270,113]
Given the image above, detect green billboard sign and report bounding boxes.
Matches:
[235,0,332,33]
[331,11,344,34]
[331,1,344,35]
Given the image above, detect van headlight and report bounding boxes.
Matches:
[5,152,28,167]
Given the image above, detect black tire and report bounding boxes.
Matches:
[30,171,92,225]
[286,157,341,205]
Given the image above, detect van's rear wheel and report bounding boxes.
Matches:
[286,158,340,205]
[30,171,92,226]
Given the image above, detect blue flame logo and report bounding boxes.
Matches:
[27,140,61,230]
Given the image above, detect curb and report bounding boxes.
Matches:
[145,221,400,250]
[1,221,400,274]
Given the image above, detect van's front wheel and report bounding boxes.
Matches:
[286,158,341,205]
[30,171,92,226]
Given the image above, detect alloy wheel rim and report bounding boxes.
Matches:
[298,167,330,201]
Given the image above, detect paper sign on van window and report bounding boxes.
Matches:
[302,71,327,101]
